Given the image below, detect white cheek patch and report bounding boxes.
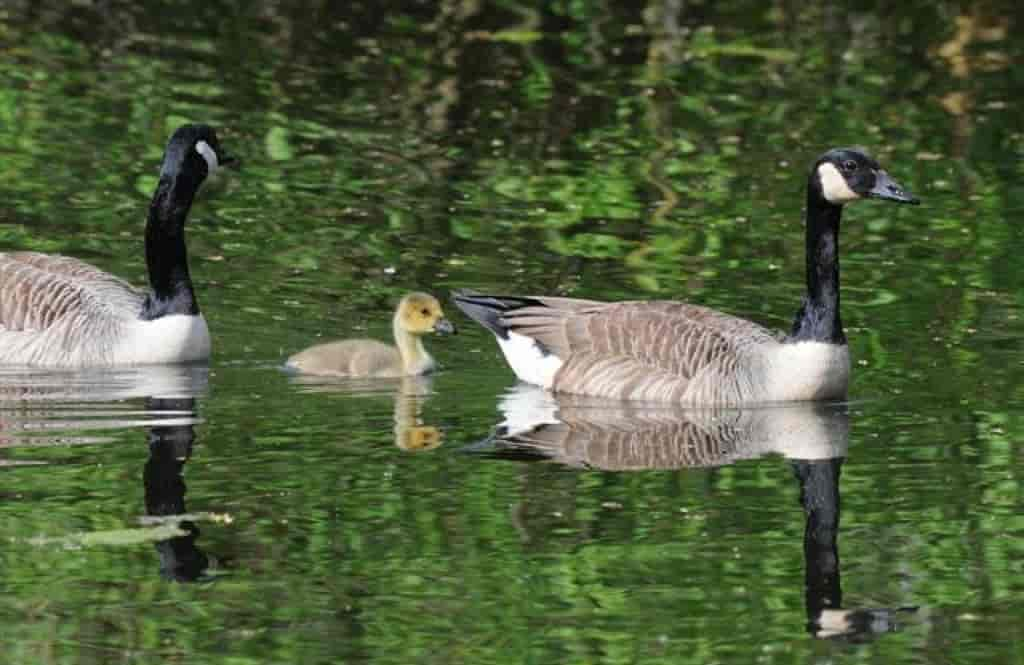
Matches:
[817,162,860,204]
[195,140,219,176]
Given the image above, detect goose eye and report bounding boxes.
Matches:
[841,160,857,173]
[421,308,430,316]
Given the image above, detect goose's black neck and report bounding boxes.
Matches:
[791,184,845,344]
[140,173,201,320]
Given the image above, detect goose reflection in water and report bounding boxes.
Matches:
[0,364,210,449]
[0,365,218,582]
[143,395,217,583]
[472,384,917,642]
[288,374,443,452]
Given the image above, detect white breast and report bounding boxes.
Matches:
[763,341,850,402]
[112,314,211,365]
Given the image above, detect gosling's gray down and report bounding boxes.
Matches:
[286,292,455,377]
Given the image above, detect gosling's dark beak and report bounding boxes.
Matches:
[869,170,919,205]
[434,317,456,335]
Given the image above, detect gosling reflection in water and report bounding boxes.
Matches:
[143,396,215,582]
[473,385,916,641]
[393,377,443,452]
[289,374,444,452]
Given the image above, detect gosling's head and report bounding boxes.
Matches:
[395,292,456,336]
[811,147,919,207]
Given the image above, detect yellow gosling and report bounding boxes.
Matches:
[286,292,455,378]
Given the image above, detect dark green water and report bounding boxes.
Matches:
[2,2,1024,662]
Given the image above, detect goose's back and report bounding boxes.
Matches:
[510,299,782,403]
[0,252,143,330]
[0,252,145,365]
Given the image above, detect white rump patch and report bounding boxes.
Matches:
[113,314,211,365]
[817,162,860,204]
[495,331,564,389]
[195,140,219,176]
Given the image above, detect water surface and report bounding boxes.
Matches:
[1,2,1023,663]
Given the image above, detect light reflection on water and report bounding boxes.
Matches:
[287,373,444,452]
[472,386,921,642]
[1,1,1023,662]
[0,368,222,584]
[0,365,208,449]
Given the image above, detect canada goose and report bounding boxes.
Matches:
[454,148,919,405]
[0,124,233,368]
[286,292,456,377]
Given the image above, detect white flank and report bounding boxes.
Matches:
[764,341,850,402]
[817,162,860,204]
[495,331,564,389]
[195,140,219,176]
[113,314,211,365]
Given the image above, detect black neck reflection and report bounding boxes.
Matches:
[471,389,917,641]
[793,457,917,641]
[793,458,843,632]
[143,396,210,582]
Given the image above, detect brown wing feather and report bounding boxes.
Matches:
[0,252,143,332]
[503,299,779,402]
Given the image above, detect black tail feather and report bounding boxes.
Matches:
[451,290,543,340]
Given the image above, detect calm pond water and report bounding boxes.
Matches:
[2,2,1024,663]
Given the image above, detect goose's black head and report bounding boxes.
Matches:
[811,148,919,207]
[159,124,235,183]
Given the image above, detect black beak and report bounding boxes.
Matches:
[869,170,919,205]
[434,317,456,335]
[219,153,240,169]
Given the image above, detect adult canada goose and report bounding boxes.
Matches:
[0,124,233,368]
[454,148,919,405]
[285,292,456,377]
